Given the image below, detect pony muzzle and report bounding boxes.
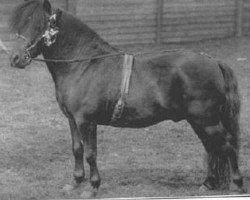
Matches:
[10,50,31,68]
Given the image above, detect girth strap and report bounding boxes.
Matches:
[111,54,134,122]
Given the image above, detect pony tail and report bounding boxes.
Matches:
[218,61,241,148]
[204,61,242,190]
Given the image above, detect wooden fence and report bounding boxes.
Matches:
[67,0,247,45]
[243,0,250,35]
[0,0,249,47]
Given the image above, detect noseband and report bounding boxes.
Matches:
[17,10,60,64]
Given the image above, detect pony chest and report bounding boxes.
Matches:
[55,83,103,119]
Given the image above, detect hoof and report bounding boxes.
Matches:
[74,175,85,184]
[199,184,210,194]
[238,187,247,194]
[230,185,247,194]
[80,188,98,198]
[75,177,84,184]
[230,178,246,194]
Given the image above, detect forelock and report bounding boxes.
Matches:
[9,0,46,34]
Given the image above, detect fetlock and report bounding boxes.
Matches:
[74,170,85,184]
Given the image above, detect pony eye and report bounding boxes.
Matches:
[35,26,42,32]
[49,20,56,28]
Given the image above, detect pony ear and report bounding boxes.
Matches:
[42,0,52,15]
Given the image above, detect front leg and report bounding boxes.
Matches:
[68,118,85,184]
[78,121,101,198]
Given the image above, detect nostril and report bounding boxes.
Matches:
[13,54,20,63]
[10,53,21,67]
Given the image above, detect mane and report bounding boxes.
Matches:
[59,12,117,54]
[9,0,46,34]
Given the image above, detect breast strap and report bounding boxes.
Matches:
[111,54,134,122]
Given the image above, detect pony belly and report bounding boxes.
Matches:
[107,108,184,128]
[109,117,165,128]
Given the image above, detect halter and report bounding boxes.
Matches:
[17,10,60,64]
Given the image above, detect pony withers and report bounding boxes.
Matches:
[9,0,245,197]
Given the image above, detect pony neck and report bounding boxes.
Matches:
[42,11,118,62]
[42,11,118,84]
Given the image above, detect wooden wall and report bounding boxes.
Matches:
[0,0,20,42]
[75,0,158,45]
[0,0,250,47]
[162,0,236,43]
[243,0,250,35]
[73,0,238,45]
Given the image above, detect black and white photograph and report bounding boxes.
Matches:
[0,0,249,199]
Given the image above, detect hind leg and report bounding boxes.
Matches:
[225,141,244,192]
[190,122,222,190]
[221,116,245,193]
[190,121,244,192]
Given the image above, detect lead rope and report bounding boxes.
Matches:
[30,49,184,64]
[31,51,125,63]
[28,49,185,65]
[0,38,10,55]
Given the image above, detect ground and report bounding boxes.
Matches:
[0,37,249,199]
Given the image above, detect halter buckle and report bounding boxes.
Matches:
[42,27,59,47]
[42,13,59,47]
[24,50,31,64]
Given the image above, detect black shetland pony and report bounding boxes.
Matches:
[9,0,245,197]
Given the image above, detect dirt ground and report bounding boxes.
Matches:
[0,37,250,199]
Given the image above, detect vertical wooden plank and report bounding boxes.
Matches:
[66,0,77,14]
[156,0,164,44]
[236,0,243,37]
[51,0,67,10]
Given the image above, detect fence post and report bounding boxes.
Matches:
[156,0,164,44]
[236,0,243,37]
[66,0,77,14]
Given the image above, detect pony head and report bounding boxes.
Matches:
[9,0,61,68]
